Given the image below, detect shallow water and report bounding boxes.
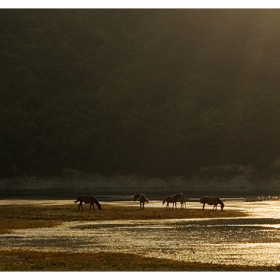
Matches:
[1,199,280,267]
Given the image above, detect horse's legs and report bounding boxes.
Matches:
[202,203,205,210]
[78,202,83,211]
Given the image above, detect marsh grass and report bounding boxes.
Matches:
[1,200,274,271]
[0,250,276,271]
[0,200,247,234]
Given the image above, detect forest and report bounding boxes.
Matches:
[1,9,280,179]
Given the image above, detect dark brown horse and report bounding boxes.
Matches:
[163,193,186,209]
[177,193,187,209]
[200,196,224,211]
[133,193,149,210]
[75,195,101,211]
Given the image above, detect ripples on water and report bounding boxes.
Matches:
[1,199,280,267]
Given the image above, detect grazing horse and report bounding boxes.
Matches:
[75,195,101,211]
[133,193,149,210]
[177,194,187,209]
[163,193,186,209]
[200,196,224,211]
[162,195,176,209]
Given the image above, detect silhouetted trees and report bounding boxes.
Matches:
[1,9,280,179]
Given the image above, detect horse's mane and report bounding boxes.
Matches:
[92,196,101,210]
[216,197,224,206]
[162,195,171,204]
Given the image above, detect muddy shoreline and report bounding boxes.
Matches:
[0,199,279,271]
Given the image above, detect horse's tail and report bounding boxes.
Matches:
[141,194,149,203]
[137,194,148,203]
[75,195,86,203]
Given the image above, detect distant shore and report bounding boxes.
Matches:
[1,173,280,198]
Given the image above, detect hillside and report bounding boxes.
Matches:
[1,9,280,181]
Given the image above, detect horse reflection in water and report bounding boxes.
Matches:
[75,195,102,211]
[133,193,149,210]
[163,193,187,210]
[200,196,224,211]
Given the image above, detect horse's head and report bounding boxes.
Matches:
[133,194,139,202]
[163,196,170,205]
[75,197,80,203]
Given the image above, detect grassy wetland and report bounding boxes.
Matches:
[0,199,280,271]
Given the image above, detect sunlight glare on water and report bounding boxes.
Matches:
[1,200,280,267]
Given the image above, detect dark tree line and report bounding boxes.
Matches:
[1,9,280,179]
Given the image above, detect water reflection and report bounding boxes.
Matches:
[0,200,280,267]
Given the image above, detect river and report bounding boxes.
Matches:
[1,198,280,268]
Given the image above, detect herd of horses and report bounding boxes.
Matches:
[75,193,225,211]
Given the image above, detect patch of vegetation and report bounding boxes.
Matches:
[0,201,248,234]
[1,10,280,179]
[0,250,276,271]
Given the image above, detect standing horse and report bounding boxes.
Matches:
[162,195,176,209]
[133,193,149,210]
[177,194,187,209]
[75,195,101,211]
[163,193,186,209]
[200,196,224,211]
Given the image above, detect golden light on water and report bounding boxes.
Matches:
[1,199,280,267]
